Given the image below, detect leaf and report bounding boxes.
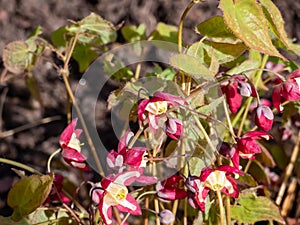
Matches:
[170,54,215,81]
[231,193,285,224]
[260,0,289,48]
[0,216,29,225]
[247,160,270,184]
[226,59,260,76]
[219,0,286,60]
[51,26,68,47]
[198,96,225,115]
[121,24,146,42]
[3,41,33,74]
[150,22,178,43]
[7,174,53,221]
[188,41,248,65]
[72,43,98,72]
[195,15,236,39]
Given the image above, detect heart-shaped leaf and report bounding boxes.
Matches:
[8,174,53,221]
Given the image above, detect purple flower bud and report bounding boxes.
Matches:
[159,210,175,224]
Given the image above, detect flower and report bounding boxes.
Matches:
[59,118,88,170]
[91,171,142,225]
[106,131,157,184]
[156,175,187,202]
[200,165,243,198]
[186,176,209,211]
[221,75,257,114]
[272,69,300,112]
[164,118,183,140]
[44,174,70,205]
[254,105,274,131]
[159,210,175,224]
[232,131,272,168]
[138,91,186,139]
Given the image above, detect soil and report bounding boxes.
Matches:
[0,0,299,220]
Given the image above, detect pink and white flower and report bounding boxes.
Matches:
[186,176,209,211]
[91,171,142,225]
[156,175,187,202]
[221,75,257,114]
[272,69,300,112]
[254,105,274,131]
[199,165,243,198]
[59,118,88,170]
[138,91,186,139]
[106,131,157,184]
[231,131,272,168]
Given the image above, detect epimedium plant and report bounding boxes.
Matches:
[1,0,300,225]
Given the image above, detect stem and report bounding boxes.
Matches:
[178,1,196,53]
[183,198,188,225]
[223,99,236,140]
[61,72,105,177]
[237,54,269,137]
[217,190,226,225]
[47,148,61,173]
[244,160,252,173]
[225,196,231,225]
[170,200,179,225]
[154,198,161,225]
[276,130,300,205]
[0,158,42,175]
[193,114,217,153]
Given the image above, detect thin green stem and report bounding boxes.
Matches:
[0,158,42,175]
[225,196,231,225]
[244,160,252,173]
[178,1,196,53]
[47,148,61,173]
[223,98,236,140]
[237,97,252,137]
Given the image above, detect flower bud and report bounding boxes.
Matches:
[254,105,274,131]
[159,210,175,224]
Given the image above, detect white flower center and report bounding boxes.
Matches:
[205,171,227,191]
[145,101,168,115]
[105,182,128,205]
[67,133,81,152]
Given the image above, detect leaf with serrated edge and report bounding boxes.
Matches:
[8,175,53,221]
[231,193,285,224]
[260,0,289,48]
[219,0,286,60]
[170,54,214,81]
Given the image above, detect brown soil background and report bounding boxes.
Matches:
[0,0,299,219]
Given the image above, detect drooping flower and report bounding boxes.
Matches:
[156,175,187,202]
[91,171,142,225]
[272,69,300,112]
[59,118,88,170]
[186,176,209,211]
[221,75,257,114]
[164,117,183,140]
[138,91,186,139]
[231,131,272,168]
[254,105,274,131]
[44,174,70,205]
[106,130,157,184]
[199,165,243,198]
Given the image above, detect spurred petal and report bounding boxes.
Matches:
[221,175,239,198]
[116,194,142,215]
[242,131,272,140]
[152,91,187,106]
[114,171,140,186]
[59,118,78,146]
[124,147,146,167]
[224,82,243,114]
[99,196,113,225]
[62,148,87,162]
[138,99,150,121]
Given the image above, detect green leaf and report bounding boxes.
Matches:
[51,26,68,47]
[195,15,236,39]
[188,41,247,65]
[226,59,260,76]
[121,24,146,42]
[150,22,178,43]
[198,96,225,115]
[260,0,289,48]
[7,174,53,221]
[231,193,285,224]
[219,0,286,60]
[170,54,215,81]
[0,216,29,225]
[70,13,117,45]
[3,41,33,74]
[72,43,98,72]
